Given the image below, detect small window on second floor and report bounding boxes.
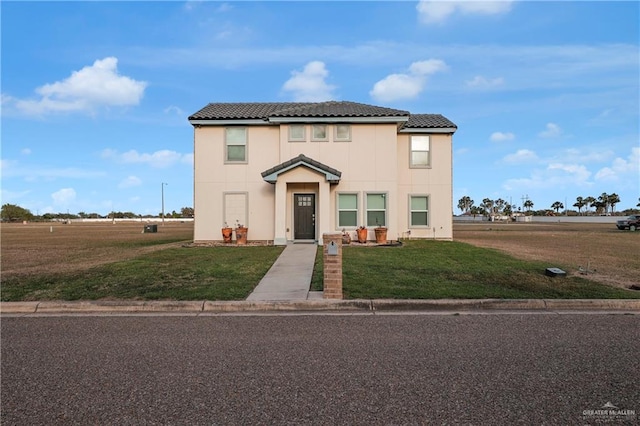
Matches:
[289,125,306,142]
[410,135,430,168]
[312,124,328,141]
[334,124,351,142]
[226,127,247,163]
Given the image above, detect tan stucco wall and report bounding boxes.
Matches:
[193,122,453,242]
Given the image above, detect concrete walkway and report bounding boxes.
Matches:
[246,243,321,301]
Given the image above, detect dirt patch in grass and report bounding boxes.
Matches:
[1,222,194,279]
[454,222,639,289]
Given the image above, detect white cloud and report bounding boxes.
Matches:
[9,57,146,116]
[20,148,32,155]
[466,75,504,89]
[51,188,77,207]
[490,132,514,142]
[370,59,448,102]
[282,61,336,102]
[503,149,538,164]
[503,163,593,192]
[118,176,142,189]
[102,148,192,168]
[417,0,513,24]
[538,122,563,138]
[163,105,184,116]
[594,147,640,182]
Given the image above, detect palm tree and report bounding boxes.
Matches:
[551,201,564,214]
[523,199,534,213]
[482,198,494,217]
[608,193,620,214]
[584,196,596,215]
[457,196,474,214]
[494,198,505,215]
[598,193,610,215]
[573,196,586,215]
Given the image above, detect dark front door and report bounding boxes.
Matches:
[294,194,315,240]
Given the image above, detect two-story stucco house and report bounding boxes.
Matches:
[188,101,457,245]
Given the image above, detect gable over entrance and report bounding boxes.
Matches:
[261,154,342,184]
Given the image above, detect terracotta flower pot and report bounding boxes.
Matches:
[235,226,248,245]
[356,228,368,243]
[374,227,387,244]
[221,227,233,243]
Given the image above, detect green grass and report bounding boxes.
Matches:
[314,240,639,299]
[3,240,638,302]
[1,246,284,301]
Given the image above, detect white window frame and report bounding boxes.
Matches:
[410,135,430,168]
[288,124,306,142]
[334,124,351,142]
[336,192,359,229]
[311,124,328,142]
[365,192,387,227]
[225,127,248,163]
[409,194,429,228]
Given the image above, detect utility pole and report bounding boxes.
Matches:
[161,182,168,225]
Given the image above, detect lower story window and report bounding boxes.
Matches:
[366,193,387,227]
[338,193,358,227]
[410,195,429,227]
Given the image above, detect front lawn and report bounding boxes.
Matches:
[312,240,638,299]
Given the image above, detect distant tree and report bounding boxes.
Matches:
[592,201,606,215]
[181,207,194,218]
[523,199,534,213]
[584,196,596,215]
[637,198,640,208]
[494,198,505,215]
[573,196,586,215]
[608,193,620,213]
[470,206,484,217]
[551,201,564,214]
[1,204,33,222]
[481,198,494,217]
[598,193,610,214]
[457,196,473,214]
[503,203,513,216]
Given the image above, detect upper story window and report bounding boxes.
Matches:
[288,124,306,142]
[311,124,328,142]
[226,127,247,163]
[410,135,430,168]
[334,124,351,142]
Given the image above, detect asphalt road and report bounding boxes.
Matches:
[2,314,638,425]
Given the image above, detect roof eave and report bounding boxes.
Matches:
[398,127,457,134]
[189,119,270,126]
[268,116,409,124]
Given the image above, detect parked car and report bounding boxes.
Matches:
[616,215,640,231]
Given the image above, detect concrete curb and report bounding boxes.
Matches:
[1,299,639,314]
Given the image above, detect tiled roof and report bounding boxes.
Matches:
[189,101,409,120]
[189,102,311,120]
[261,154,342,184]
[402,114,457,129]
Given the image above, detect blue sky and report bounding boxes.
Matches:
[2,1,638,216]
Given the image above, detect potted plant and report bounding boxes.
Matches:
[356,226,368,243]
[221,222,233,243]
[341,228,351,245]
[374,219,387,244]
[235,220,248,245]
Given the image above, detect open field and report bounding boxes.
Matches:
[1,221,194,278]
[453,222,639,289]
